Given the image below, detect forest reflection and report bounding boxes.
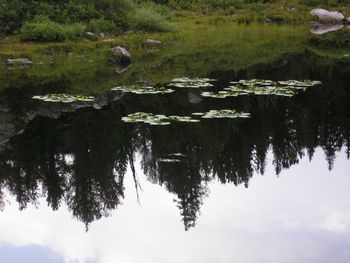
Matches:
[0,51,349,231]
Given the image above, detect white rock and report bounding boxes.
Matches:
[310,9,344,24]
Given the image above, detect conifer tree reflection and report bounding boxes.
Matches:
[0,51,349,230]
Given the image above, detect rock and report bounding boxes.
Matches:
[142,39,162,48]
[109,46,131,66]
[5,58,33,68]
[310,9,344,24]
[85,32,96,39]
[310,24,344,35]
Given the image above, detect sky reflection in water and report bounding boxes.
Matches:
[0,149,349,263]
[0,42,350,263]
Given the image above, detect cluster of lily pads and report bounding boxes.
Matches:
[111,84,174,94]
[201,79,321,99]
[168,77,217,88]
[122,110,251,125]
[32,94,94,103]
[121,112,200,125]
[200,110,251,119]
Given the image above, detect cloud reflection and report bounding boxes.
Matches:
[0,149,349,263]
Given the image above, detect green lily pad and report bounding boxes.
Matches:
[168,77,216,88]
[277,80,322,87]
[230,79,276,86]
[112,84,174,94]
[32,94,94,103]
[202,109,251,119]
[122,112,200,125]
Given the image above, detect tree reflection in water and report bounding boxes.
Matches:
[0,51,349,230]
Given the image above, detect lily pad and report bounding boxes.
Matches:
[202,109,251,119]
[32,94,94,103]
[168,77,216,88]
[230,79,276,86]
[112,84,174,94]
[201,91,231,99]
[277,80,322,87]
[122,112,200,125]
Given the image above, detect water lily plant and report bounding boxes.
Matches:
[32,94,94,103]
[111,84,174,94]
[168,77,217,88]
[122,112,200,125]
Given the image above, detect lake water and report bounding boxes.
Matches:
[0,25,349,263]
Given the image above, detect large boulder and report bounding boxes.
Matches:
[109,46,131,66]
[310,9,344,24]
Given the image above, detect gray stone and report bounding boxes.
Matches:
[109,46,131,66]
[6,58,33,68]
[85,32,96,39]
[142,39,162,48]
[310,9,344,24]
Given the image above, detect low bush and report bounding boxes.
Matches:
[131,6,172,32]
[87,18,119,34]
[20,20,86,42]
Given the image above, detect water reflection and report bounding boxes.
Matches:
[0,51,349,232]
[0,150,349,263]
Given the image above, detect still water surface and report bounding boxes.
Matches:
[0,26,349,263]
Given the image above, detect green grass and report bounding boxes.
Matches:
[0,16,348,95]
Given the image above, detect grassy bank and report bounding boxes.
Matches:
[1,0,350,44]
[0,21,310,93]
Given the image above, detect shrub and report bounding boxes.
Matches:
[20,20,86,42]
[87,18,119,34]
[131,7,172,32]
[201,0,244,9]
[299,0,325,6]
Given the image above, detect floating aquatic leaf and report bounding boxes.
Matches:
[201,91,230,99]
[277,80,322,87]
[202,109,251,119]
[32,94,94,103]
[112,84,174,94]
[230,79,276,86]
[168,77,216,88]
[202,83,300,98]
[122,112,200,125]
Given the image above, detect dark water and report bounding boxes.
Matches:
[0,50,349,263]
